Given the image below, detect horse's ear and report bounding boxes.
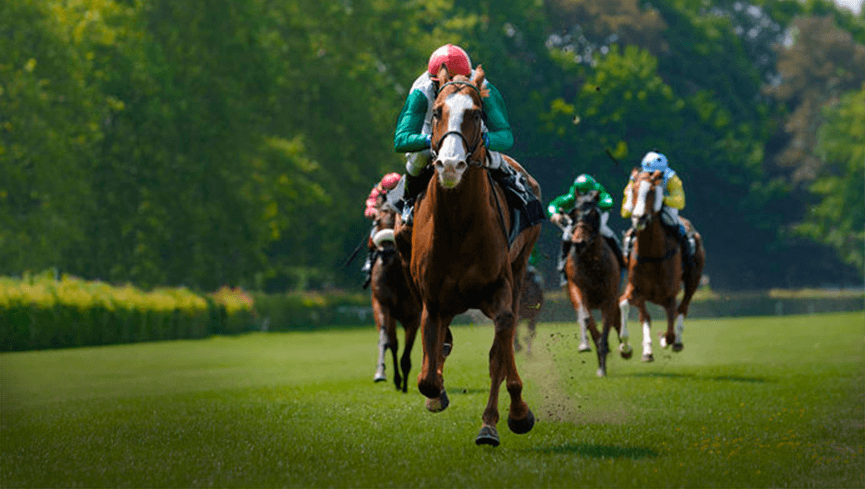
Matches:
[589,190,600,202]
[630,168,639,180]
[473,65,489,97]
[437,64,450,83]
[651,170,663,181]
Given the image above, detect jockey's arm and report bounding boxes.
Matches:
[596,186,614,211]
[482,82,514,152]
[393,90,432,153]
[664,174,685,210]
[621,181,634,218]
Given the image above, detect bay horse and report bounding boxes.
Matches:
[395,65,541,447]
[369,202,421,392]
[565,191,631,377]
[619,169,705,361]
[514,265,543,355]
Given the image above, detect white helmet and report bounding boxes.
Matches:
[641,151,668,172]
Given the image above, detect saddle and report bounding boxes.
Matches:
[386,165,544,248]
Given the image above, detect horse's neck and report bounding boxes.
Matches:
[635,218,670,254]
[427,169,495,229]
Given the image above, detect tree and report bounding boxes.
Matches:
[794,87,865,274]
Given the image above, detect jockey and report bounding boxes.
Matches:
[548,174,626,286]
[362,172,402,288]
[621,151,695,267]
[392,44,539,230]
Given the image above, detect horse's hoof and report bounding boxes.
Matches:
[673,343,684,352]
[659,335,668,349]
[620,346,633,360]
[442,343,452,357]
[642,353,654,363]
[597,367,607,377]
[475,425,500,446]
[507,409,535,434]
[425,390,449,413]
[374,373,387,382]
[578,343,592,353]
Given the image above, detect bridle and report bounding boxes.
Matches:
[630,176,678,264]
[569,200,599,249]
[430,81,486,167]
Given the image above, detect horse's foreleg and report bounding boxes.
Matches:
[618,288,634,359]
[373,301,388,382]
[417,306,449,411]
[659,297,679,352]
[386,317,400,391]
[637,302,654,362]
[526,318,536,355]
[568,281,592,353]
[400,318,420,393]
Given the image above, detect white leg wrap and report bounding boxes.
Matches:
[642,321,653,356]
[675,314,685,344]
[374,328,387,381]
[619,299,630,339]
[578,305,591,350]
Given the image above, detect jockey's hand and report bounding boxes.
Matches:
[550,212,570,228]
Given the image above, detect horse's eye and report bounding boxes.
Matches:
[432,107,442,119]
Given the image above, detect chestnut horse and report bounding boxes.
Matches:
[619,169,705,361]
[514,265,544,355]
[370,203,421,392]
[565,191,631,377]
[395,66,541,447]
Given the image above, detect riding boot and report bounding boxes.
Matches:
[400,167,434,227]
[558,240,571,287]
[605,235,627,271]
[676,224,695,270]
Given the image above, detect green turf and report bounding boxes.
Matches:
[2,312,863,488]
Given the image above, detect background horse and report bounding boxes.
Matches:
[565,191,630,377]
[369,202,421,392]
[514,265,543,355]
[619,169,706,361]
[396,65,541,447]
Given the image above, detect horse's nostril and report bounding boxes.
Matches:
[434,160,443,169]
[457,161,467,170]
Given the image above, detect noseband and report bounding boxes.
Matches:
[430,81,485,167]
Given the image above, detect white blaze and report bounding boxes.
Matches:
[438,93,472,163]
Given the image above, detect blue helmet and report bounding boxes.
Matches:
[641,151,668,172]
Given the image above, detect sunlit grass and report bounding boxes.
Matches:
[1,312,863,487]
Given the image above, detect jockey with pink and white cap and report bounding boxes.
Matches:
[361,172,402,288]
[391,44,518,224]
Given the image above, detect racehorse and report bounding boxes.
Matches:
[514,265,543,355]
[369,202,421,392]
[565,191,631,377]
[619,169,705,361]
[395,65,542,447]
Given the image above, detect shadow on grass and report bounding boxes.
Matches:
[623,372,770,383]
[531,443,658,459]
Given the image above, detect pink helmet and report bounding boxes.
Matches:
[427,44,472,79]
[379,172,401,191]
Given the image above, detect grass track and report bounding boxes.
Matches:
[2,312,863,487]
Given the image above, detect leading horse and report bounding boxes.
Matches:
[619,169,705,361]
[369,202,421,392]
[395,65,542,447]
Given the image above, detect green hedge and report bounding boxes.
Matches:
[0,274,256,352]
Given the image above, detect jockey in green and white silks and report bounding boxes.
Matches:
[548,174,625,286]
[392,44,532,227]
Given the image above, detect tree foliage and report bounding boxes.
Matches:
[1,0,862,290]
